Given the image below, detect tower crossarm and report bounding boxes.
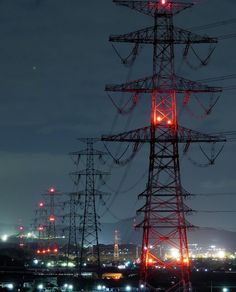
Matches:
[102,125,226,144]
[70,169,109,176]
[69,190,110,197]
[106,74,222,93]
[113,1,193,17]
[69,149,107,156]
[110,25,217,44]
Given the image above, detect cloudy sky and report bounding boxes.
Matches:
[0,0,236,233]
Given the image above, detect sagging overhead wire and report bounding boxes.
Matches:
[197,210,236,213]
[193,192,236,197]
[198,73,236,83]
[196,74,236,92]
[107,92,139,115]
[112,43,142,67]
[186,17,236,41]
[188,17,236,32]
[184,141,226,168]
[101,168,147,195]
[183,44,216,70]
[209,131,236,142]
[182,92,220,120]
[103,141,142,166]
[218,33,236,41]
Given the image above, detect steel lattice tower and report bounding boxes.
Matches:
[46,187,57,241]
[70,138,108,276]
[114,230,120,261]
[34,201,48,246]
[65,192,81,265]
[102,1,226,290]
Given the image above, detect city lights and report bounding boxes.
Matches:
[37,284,44,290]
[5,284,14,290]
[1,234,8,242]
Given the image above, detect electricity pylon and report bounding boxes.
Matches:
[102,1,226,290]
[70,138,109,276]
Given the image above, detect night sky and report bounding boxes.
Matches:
[0,0,236,234]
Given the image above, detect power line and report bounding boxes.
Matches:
[188,18,236,32]
[193,192,236,197]
[197,210,236,213]
[198,73,236,83]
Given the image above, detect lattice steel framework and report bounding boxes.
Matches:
[34,201,48,242]
[70,138,109,275]
[114,230,120,261]
[102,1,226,291]
[64,191,81,265]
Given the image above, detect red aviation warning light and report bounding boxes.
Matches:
[49,215,55,222]
[49,187,55,193]
[38,225,44,232]
[19,226,24,231]
[38,201,44,208]
[161,0,167,5]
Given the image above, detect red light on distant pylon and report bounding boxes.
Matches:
[38,225,44,231]
[53,248,58,253]
[49,187,55,193]
[19,226,24,231]
[167,120,172,125]
[49,215,55,222]
[161,0,167,4]
[39,201,44,208]
[37,249,41,254]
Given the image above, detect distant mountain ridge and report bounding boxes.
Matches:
[101,218,236,250]
[1,219,236,251]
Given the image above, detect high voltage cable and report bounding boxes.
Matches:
[197,210,236,213]
[188,18,236,32]
[218,33,236,41]
[198,74,236,83]
[193,192,236,197]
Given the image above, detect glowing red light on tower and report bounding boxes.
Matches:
[38,201,44,208]
[167,120,172,125]
[49,187,55,193]
[53,248,58,253]
[161,0,167,5]
[49,215,55,222]
[19,226,24,231]
[38,225,44,231]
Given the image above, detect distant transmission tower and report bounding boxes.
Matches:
[34,200,47,250]
[70,138,109,276]
[102,1,225,291]
[17,224,24,248]
[64,191,81,266]
[114,230,120,261]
